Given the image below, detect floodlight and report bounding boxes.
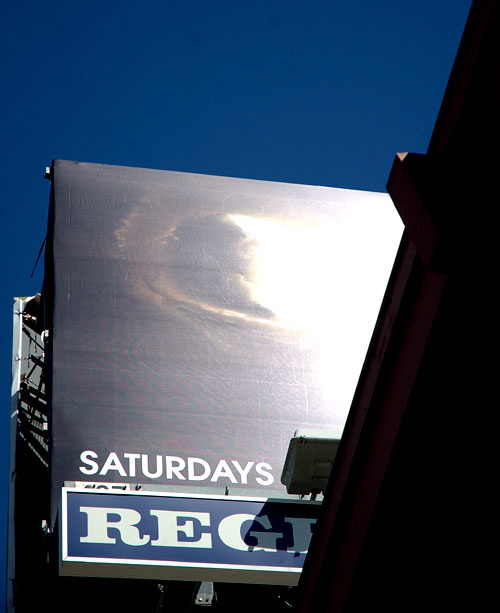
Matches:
[281,429,342,496]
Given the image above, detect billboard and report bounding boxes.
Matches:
[45,160,402,521]
[60,488,320,585]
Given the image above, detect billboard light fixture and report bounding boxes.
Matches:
[195,582,215,607]
[281,429,342,498]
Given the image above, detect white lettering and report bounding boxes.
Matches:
[99,452,127,477]
[80,506,150,546]
[210,459,237,483]
[187,457,211,481]
[231,461,254,484]
[123,453,140,477]
[249,514,283,552]
[79,450,99,475]
[150,510,212,548]
[77,504,315,556]
[165,456,186,480]
[218,513,254,551]
[218,514,282,552]
[141,454,162,479]
[77,450,275,486]
[255,462,274,486]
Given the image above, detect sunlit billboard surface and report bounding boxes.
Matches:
[46,160,402,519]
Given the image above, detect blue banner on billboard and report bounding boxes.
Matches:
[60,488,320,585]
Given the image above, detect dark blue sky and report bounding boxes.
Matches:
[1,0,472,604]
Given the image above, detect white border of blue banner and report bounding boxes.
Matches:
[60,487,320,585]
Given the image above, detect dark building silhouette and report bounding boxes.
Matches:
[297,0,497,610]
